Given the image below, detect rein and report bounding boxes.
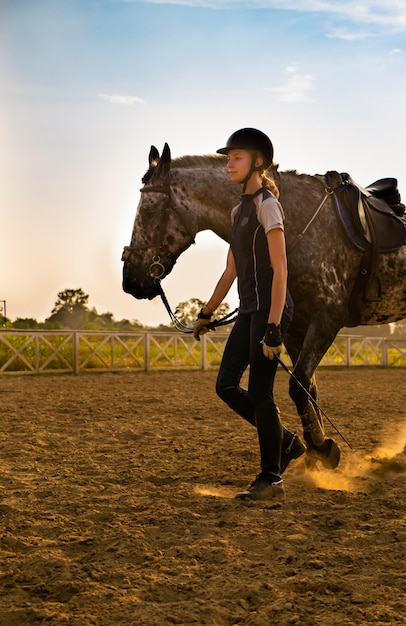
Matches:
[157,282,239,334]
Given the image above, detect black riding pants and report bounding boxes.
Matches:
[216,310,282,480]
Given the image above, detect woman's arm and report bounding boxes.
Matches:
[261,227,288,359]
[266,228,288,325]
[202,247,237,316]
[193,248,237,340]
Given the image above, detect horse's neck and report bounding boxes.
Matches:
[172,162,327,243]
[172,164,240,242]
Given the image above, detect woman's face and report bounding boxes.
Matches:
[226,149,263,183]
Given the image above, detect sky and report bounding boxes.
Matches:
[1,0,405,326]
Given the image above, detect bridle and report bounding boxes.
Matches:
[121,182,196,282]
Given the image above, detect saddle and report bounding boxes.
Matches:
[325,171,406,326]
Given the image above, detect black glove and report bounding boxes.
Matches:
[262,323,282,360]
[193,308,212,341]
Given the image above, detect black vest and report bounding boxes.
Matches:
[230,189,274,314]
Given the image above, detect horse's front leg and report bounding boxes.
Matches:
[284,312,342,469]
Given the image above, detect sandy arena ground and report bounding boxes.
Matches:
[0,368,405,625]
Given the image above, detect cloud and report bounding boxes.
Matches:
[320,1,406,38]
[326,27,372,41]
[99,93,144,105]
[268,66,315,103]
[117,1,406,33]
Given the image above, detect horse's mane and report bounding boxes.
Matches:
[173,156,287,175]
[172,154,225,169]
[142,153,225,184]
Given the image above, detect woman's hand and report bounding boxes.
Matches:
[193,309,212,341]
[261,323,282,360]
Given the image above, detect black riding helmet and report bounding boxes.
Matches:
[217,128,274,192]
[216,128,274,169]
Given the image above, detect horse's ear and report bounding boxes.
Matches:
[148,145,160,166]
[153,142,171,181]
[142,145,161,184]
[161,142,171,168]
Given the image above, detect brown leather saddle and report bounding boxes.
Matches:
[325,171,406,326]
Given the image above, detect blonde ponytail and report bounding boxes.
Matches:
[261,172,279,199]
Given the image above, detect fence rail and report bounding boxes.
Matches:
[0,330,405,375]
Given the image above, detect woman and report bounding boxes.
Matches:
[193,128,305,502]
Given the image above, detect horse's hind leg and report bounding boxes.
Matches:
[284,316,341,469]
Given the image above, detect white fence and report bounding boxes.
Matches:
[0,330,405,375]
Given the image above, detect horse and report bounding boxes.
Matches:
[122,142,406,469]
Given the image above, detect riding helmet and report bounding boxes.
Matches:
[216,128,274,168]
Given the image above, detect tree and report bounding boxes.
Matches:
[116,318,145,331]
[12,318,39,329]
[47,288,91,329]
[174,298,231,327]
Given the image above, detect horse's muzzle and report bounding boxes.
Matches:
[122,262,161,300]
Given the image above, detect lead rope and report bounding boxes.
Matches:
[156,282,238,334]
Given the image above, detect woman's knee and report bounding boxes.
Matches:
[216,380,234,403]
[253,397,278,416]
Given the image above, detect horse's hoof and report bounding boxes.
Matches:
[306,438,341,469]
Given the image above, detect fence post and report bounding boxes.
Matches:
[382,338,388,366]
[346,336,351,367]
[35,334,39,373]
[145,333,149,371]
[201,335,207,370]
[110,334,114,370]
[73,332,79,374]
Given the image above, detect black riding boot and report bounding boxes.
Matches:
[235,401,285,501]
[254,400,283,481]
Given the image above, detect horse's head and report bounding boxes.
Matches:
[122,143,198,299]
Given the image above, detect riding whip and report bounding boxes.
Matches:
[275,355,353,450]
